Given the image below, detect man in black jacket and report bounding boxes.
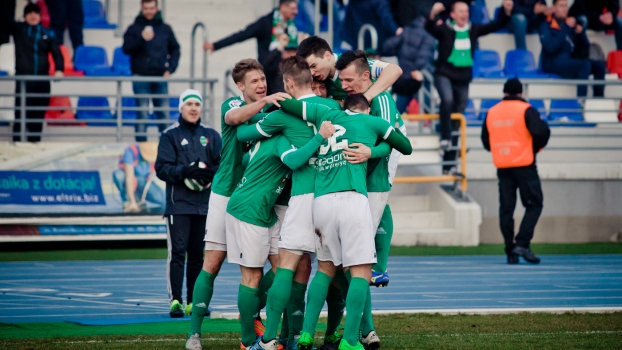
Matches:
[203,0,299,94]
[427,0,513,174]
[570,0,622,50]
[481,79,550,265]
[122,0,180,142]
[4,3,64,142]
[155,88,221,318]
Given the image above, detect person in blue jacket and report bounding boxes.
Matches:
[1,3,64,142]
[539,0,605,97]
[155,89,221,318]
[122,0,180,142]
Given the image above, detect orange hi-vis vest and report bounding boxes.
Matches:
[486,99,533,169]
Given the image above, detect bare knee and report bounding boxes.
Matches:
[202,249,226,275]
[293,254,312,283]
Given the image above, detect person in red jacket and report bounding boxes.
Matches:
[481,78,551,265]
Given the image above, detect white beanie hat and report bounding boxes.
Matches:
[179,89,203,112]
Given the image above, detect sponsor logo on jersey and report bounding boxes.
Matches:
[200,136,208,146]
[181,138,189,146]
[229,99,243,108]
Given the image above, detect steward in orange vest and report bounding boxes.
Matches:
[480,78,550,265]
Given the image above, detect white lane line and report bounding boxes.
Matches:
[1,292,169,310]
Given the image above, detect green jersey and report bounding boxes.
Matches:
[367,91,400,192]
[236,94,340,197]
[325,53,390,100]
[227,133,327,227]
[211,96,269,197]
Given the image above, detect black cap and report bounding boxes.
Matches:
[503,78,523,95]
[24,3,41,16]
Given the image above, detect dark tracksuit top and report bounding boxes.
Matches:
[7,21,64,76]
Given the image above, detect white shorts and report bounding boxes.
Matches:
[368,191,390,231]
[204,192,229,250]
[278,194,316,253]
[225,213,281,268]
[313,192,376,268]
[388,125,406,184]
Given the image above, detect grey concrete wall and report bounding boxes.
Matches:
[469,179,622,244]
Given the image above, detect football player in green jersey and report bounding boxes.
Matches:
[296,36,401,101]
[186,58,290,350]
[279,94,412,350]
[229,120,336,350]
[336,49,405,290]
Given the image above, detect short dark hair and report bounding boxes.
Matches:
[280,56,312,87]
[335,50,369,74]
[451,0,469,11]
[297,36,333,59]
[552,0,565,4]
[141,0,158,5]
[343,94,370,111]
[23,3,41,16]
[232,59,264,84]
[279,0,297,5]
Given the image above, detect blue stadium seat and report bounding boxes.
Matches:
[505,49,539,77]
[479,99,501,120]
[111,47,131,76]
[114,97,138,125]
[464,100,478,120]
[470,0,490,25]
[169,98,180,119]
[77,96,113,126]
[493,7,510,33]
[74,46,118,76]
[473,49,504,78]
[549,99,584,122]
[83,0,116,29]
[0,70,7,76]
[529,99,547,119]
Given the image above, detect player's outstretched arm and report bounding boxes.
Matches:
[281,121,335,170]
[385,128,413,155]
[364,63,403,102]
[280,98,330,125]
[237,122,268,142]
[226,93,290,126]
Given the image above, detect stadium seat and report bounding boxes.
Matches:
[529,99,547,119]
[583,99,618,123]
[76,96,113,126]
[0,71,7,76]
[478,99,501,120]
[114,97,138,122]
[37,0,51,28]
[607,50,622,77]
[549,99,584,122]
[48,45,85,76]
[470,0,490,25]
[464,99,478,120]
[493,7,510,33]
[169,98,180,119]
[83,0,116,29]
[473,49,504,78]
[111,47,131,76]
[504,49,538,77]
[44,97,81,126]
[74,46,118,76]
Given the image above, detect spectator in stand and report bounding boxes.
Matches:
[123,0,180,142]
[113,142,165,213]
[383,15,436,113]
[203,0,301,94]
[539,0,605,97]
[46,0,84,50]
[2,3,64,142]
[426,0,513,174]
[570,0,622,50]
[264,35,299,93]
[508,0,550,50]
[341,0,403,55]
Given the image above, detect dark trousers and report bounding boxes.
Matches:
[498,166,543,254]
[577,15,622,50]
[543,56,605,97]
[46,0,84,48]
[434,74,469,172]
[132,80,169,142]
[13,80,50,142]
[166,214,206,303]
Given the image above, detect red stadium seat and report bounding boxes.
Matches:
[45,96,84,126]
[37,0,50,28]
[607,50,622,78]
[48,45,85,76]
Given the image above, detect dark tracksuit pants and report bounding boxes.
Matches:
[166,214,206,303]
[497,166,544,254]
[13,80,50,142]
[46,0,84,48]
[434,74,469,172]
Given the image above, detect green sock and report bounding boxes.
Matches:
[325,282,345,336]
[258,268,276,311]
[302,271,332,336]
[279,309,289,343]
[343,278,369,346]
[359,286,374,336]
[372,205,394,272]
[238,284,260,347]
[287,281,307,341]
[189,270,215,337]
[263,268,294,341]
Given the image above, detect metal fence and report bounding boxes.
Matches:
[0,75,218,141]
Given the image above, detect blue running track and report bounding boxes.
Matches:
[0,255,621,323]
